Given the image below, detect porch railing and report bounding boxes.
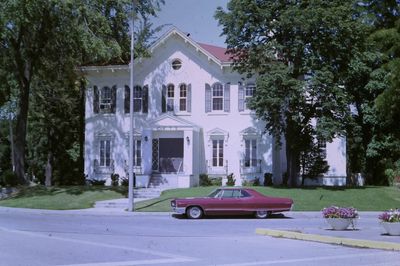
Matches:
[240,159,262,174]
[206,160,228,175]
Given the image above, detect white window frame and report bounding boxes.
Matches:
[212,83,224,111]
[212,138,224,167]
[167,84,174,112]
[133,139,142,167]
[179,83,187,111]
[99,139,111,167]
[245,84,255,110]
[100,86,112,112]
[244,138,257,167]
[133,85,143,113]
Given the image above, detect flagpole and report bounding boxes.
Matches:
[128,1,135,212]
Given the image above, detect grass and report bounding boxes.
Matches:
[1,185,398,211]
[135,186,400,212]
[0,185,126,210]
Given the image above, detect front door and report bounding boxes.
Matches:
[155,138,184,173]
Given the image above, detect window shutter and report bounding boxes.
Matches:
[187,84,192,113]
[162,85,166,113]
[142,85,148,113]
[124,85,130,113]
[224,83,230,112]
[93,86,99,114]
[205,83,211,113]
[111,85,117,113]
[238,82,244,112]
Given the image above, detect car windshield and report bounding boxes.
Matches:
[207,189,222,198]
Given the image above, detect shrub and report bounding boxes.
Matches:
[226,173,235,186]
[210,177,222,186]
[120,177,129,187]
[87,179,106,186]
[199,174,212,186]
[1,170,19,187]
[111,173,119,187]
[253,177,260,186]
[263,172,273,186]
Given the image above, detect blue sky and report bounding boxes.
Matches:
[151,0,228,47]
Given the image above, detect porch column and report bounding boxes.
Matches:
[142,129,153,175]
[183,129,194,175]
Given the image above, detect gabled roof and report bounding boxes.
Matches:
[147,114,200,131]
[150,26,232,68]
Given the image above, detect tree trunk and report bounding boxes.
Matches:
[79,79,86,182]
[45,150,53,187]
[14,85,30,185]
[286,144,300,187]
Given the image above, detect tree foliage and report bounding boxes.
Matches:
[0,0,163,185]
[216,0,368,185]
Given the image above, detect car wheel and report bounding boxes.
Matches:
[186,206,203,219]
[255,210,270,219]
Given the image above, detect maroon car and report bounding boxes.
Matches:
[170,188,294,219]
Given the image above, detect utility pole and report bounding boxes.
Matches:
[128,1,136,212]
[9,111,15,172]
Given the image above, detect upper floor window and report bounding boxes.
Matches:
[179,83,187,111]
[133,86,142,112]
[212,83,224,111]
[318,138,327,159]
[167,84,174,111]
[93,85,116,114]
[239,83,255,111]
[171,59,182,70]
[124,85,148,113]
[205,83,230,113]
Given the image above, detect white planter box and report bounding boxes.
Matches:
[325,218,356,230]
[381,222,400,236]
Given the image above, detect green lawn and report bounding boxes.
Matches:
[1,185,398,211]
[0,186,126,210]
[135,186,400,212]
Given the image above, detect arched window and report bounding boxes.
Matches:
[179,83,187,111]
[167,84,174,111]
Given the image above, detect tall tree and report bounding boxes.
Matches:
[216,0,368,185]
[0,0,163,185]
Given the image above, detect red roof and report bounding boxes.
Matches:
[197,42,232,63]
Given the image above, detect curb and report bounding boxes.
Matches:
[255,228,400,251]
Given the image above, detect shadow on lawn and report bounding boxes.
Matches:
[269,185,368,191]
[10,185,127,198]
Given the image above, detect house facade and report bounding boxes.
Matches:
[83,27,347,188]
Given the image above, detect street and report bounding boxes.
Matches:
[0,208,399,266]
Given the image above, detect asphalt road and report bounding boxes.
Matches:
[0,208,399,266]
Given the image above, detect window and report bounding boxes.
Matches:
[318,138,327,159]
[244,139,257,167]
[212,139,224,167]
[100,86,112,111]
[245,84,255,109]
[167,84,174,111]
[179,84,187,111]
[99,139,111,167]
[212,83,223,111]
[172,59,182,70]
[133,139,142,166]
[133,86,142,112]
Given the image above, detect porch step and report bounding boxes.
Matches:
[149,174,177,188]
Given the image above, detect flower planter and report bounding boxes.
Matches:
[326,218,355,230]
[381,222,400,236]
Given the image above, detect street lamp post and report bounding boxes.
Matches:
[128,1,136,212]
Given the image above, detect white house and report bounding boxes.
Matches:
[82,27,347,188]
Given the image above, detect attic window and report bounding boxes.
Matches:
[172,59,182,70]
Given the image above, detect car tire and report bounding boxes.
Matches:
[186,206,203,219]
[255,210,271,219]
